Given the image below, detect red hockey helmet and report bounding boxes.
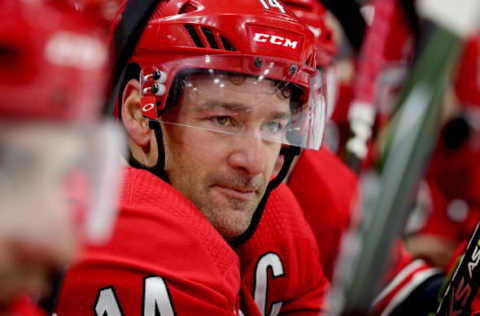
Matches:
[282,0,336,62]
[116,0,328,150]
[282,0,337,120]
[0,2,110,122]
[65,0,121,30]
[0,1,123,248]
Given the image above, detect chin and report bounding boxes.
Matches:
[203,202,256,240]
[215,218,252,241]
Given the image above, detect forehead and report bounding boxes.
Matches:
[179,73,291,113]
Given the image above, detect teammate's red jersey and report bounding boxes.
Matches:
[288,147,359,280]
[234,183,329,316]
[56,167,241,316]
[407,135,480,263]
[287,148,443,315]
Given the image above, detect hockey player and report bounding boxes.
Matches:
[281,0,360,282]
[0,0,123,314]
[281,2,445,315]
[406,33,480,270]
[56,0,329,314]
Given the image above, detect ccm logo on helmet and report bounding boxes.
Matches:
[253,33,298,49]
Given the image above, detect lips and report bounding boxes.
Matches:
[212,184,256,201]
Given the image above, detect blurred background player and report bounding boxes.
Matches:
[66,0,121,32]
[282,1,445,315]
[281,0,360,282]
[405,33,480,269]
[56,0,330,315]
[0,0,123,315]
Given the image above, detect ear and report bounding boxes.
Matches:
[121,79,151,147]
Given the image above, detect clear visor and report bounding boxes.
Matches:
[325,65,338,120]
[0,121,124,247]
[153,66,327,150]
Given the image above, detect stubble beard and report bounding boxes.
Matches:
[190,174,267,241]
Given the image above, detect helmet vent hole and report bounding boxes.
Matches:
[178,1,198,14]
[184,24,205,48]
[201,27,219,49]
[184,24,235,51]
[220,35,235,51]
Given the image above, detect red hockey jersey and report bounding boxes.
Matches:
[288,148,442,315]
[288,147,359,280]
[234,183,329,316]
[55,167,241,316]
[427,111,480,207]
[407,136,480,264]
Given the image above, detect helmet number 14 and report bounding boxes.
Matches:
[259,0,286,13]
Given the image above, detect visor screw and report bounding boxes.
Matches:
[151,83,159,94]
[289,64,297,75]
[152,70,161,81]
[254,58,263,68]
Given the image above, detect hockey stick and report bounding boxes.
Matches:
[435,221,480,316]
[328,0,480,313]
[344,0,399,173]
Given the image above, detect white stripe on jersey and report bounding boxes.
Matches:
[371,259,442,315]
[379,268,442,316]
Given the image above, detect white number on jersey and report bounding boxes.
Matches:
[143,276,176,316]
[259,0,286,13]
[95,287,123,316]
[93,277,176,315]
[253,252,285,316]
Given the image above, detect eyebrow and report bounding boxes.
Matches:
[198,101,250,113]
[198,101,291,120]
[270,111,291,121]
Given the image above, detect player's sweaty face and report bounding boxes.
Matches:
[161,74,290,240]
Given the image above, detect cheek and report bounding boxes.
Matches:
[163,128,223,178]
[161,125,187,171]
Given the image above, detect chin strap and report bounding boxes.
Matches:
[229,145,301,247]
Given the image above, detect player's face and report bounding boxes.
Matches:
[161,74,290,240]
[0,126,78,304]
[0,122,122,303]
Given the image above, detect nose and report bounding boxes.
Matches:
[227,133,266,176]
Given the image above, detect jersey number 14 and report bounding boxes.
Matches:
[94,276,175,316]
